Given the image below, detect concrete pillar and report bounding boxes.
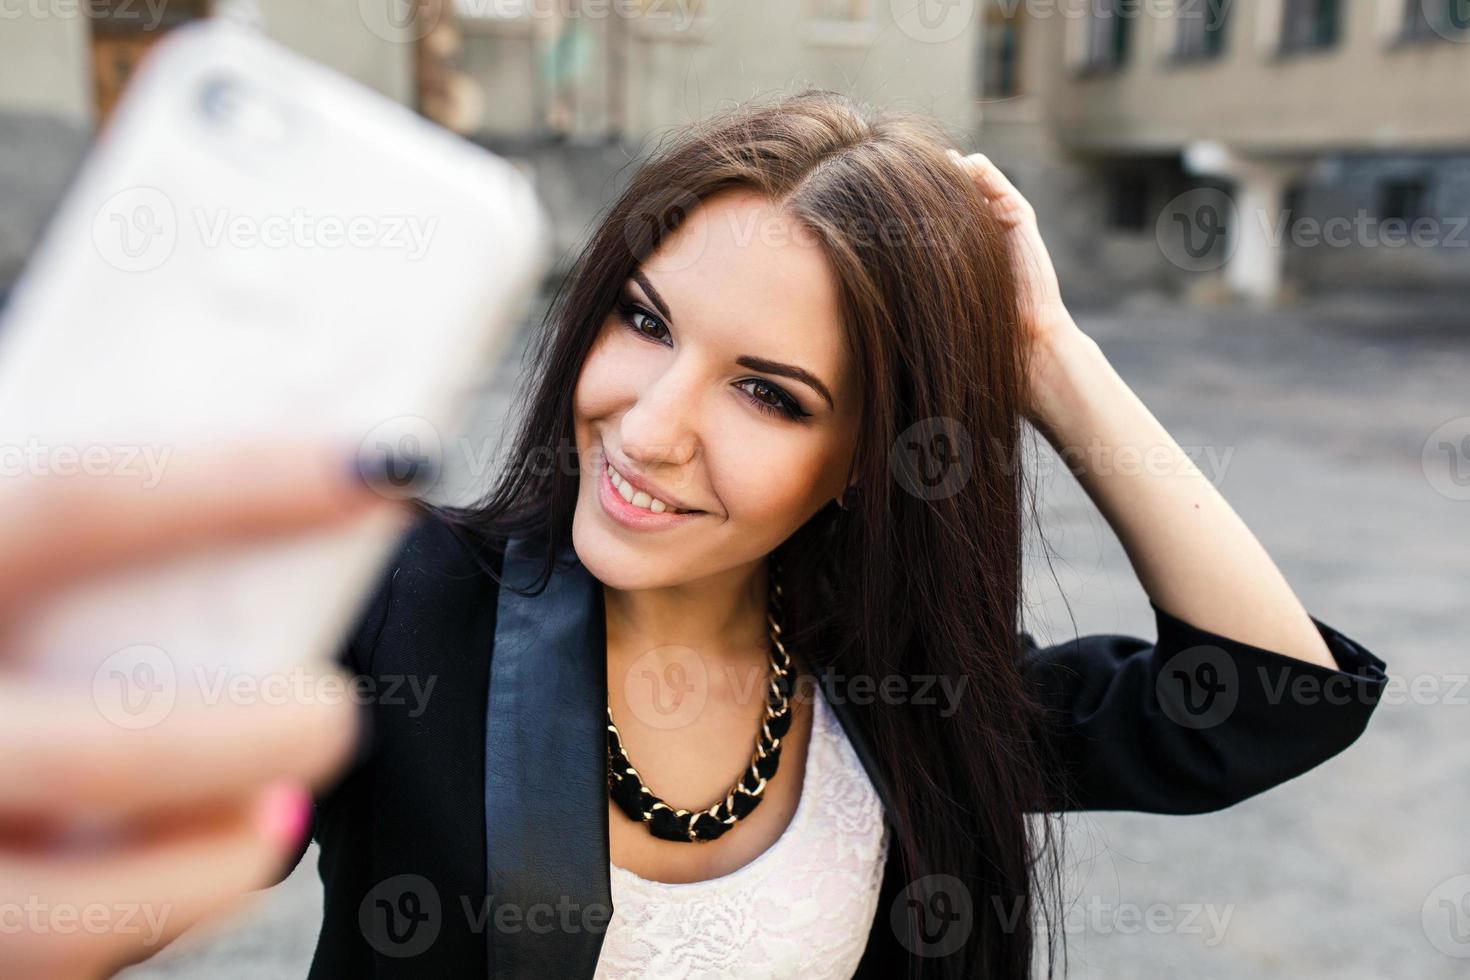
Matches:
[1225,165,1294,304]
[1184,141,1312,305]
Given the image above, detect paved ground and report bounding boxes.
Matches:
[120,289,1469,978]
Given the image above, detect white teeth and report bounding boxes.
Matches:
[606,461,680,515]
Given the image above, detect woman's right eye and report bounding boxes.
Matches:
[616,301,670,345]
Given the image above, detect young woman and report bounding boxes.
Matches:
[294,91,1387,979]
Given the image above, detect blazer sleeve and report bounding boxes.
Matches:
[1021,598,1388,815]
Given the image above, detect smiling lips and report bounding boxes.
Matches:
[599,460,702,530]
[605,462,687,514]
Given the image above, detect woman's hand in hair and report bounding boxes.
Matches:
[0,443,409,979]
[947,149,1091,424]
[948,151,1337,671]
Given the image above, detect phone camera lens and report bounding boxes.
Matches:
[199,75,243,124]
[196,74,289,146]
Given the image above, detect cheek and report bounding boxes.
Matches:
[573,322,636,437]
[711,426,847,533]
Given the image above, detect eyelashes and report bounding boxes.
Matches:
[613,299,811,423]
[735,378,810,421]
[616,299,670,344]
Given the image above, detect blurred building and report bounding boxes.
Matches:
[451,0,972,141]
[0,0,420,291]
[0,0,976,286]
[2,1,1465,305]
[447,0,976,268]
[975,0,1470,304]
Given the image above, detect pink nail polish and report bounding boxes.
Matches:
[258,782,311,849]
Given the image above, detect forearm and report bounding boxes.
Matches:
[1026,325,1335,670]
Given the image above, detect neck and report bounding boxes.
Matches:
[603,559,769,666]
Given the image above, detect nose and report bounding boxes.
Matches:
[618,357,700,469]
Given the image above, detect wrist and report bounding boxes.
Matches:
[1025,324,1108,443]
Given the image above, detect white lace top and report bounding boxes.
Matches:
[593,683,891,979]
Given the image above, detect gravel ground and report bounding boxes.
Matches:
[120,290,1470,979]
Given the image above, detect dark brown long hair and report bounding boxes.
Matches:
[450,90,1059,979]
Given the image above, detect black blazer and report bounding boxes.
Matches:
[286,511,1387,978]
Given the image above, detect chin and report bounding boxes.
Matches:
[570,490,686,592]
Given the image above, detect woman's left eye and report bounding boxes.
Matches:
[617,301,670,344]
[736,379,810,421]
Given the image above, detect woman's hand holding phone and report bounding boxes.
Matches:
[0,442,406,979]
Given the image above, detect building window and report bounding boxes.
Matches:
[1107,171,1151,232]
[802,0,875,44]
[88,0,211,127]
[1279,0,1341,54]
[1400,0,1470,41]
[1174,0,1229,59]
[980,5,1022,98]
[1079,0,1131,73]
[808,0,870,23]
[454,0,530,17]
[1281,181,1307,246]
[1378,177,1430,224]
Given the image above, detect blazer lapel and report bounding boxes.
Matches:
[484,541,908,977]
[485,536,612,979]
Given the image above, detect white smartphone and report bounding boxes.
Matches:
[0,21,548,695]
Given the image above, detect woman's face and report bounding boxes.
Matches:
[572,189,861,592]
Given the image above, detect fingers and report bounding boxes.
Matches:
[0,783,309,980]
[0,440,419,611]
[947,149,1034,224]
[947,149,1016,198]
[0,666,362,821]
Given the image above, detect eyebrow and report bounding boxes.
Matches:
[630,270,836,411]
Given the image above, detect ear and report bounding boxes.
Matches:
[835,486,860,511]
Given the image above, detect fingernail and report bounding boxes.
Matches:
[351,446,441,499]
[258,781,311,850]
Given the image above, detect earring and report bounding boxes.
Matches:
[837,486,859,510]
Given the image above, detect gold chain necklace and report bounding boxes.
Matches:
[605,580,795,843]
